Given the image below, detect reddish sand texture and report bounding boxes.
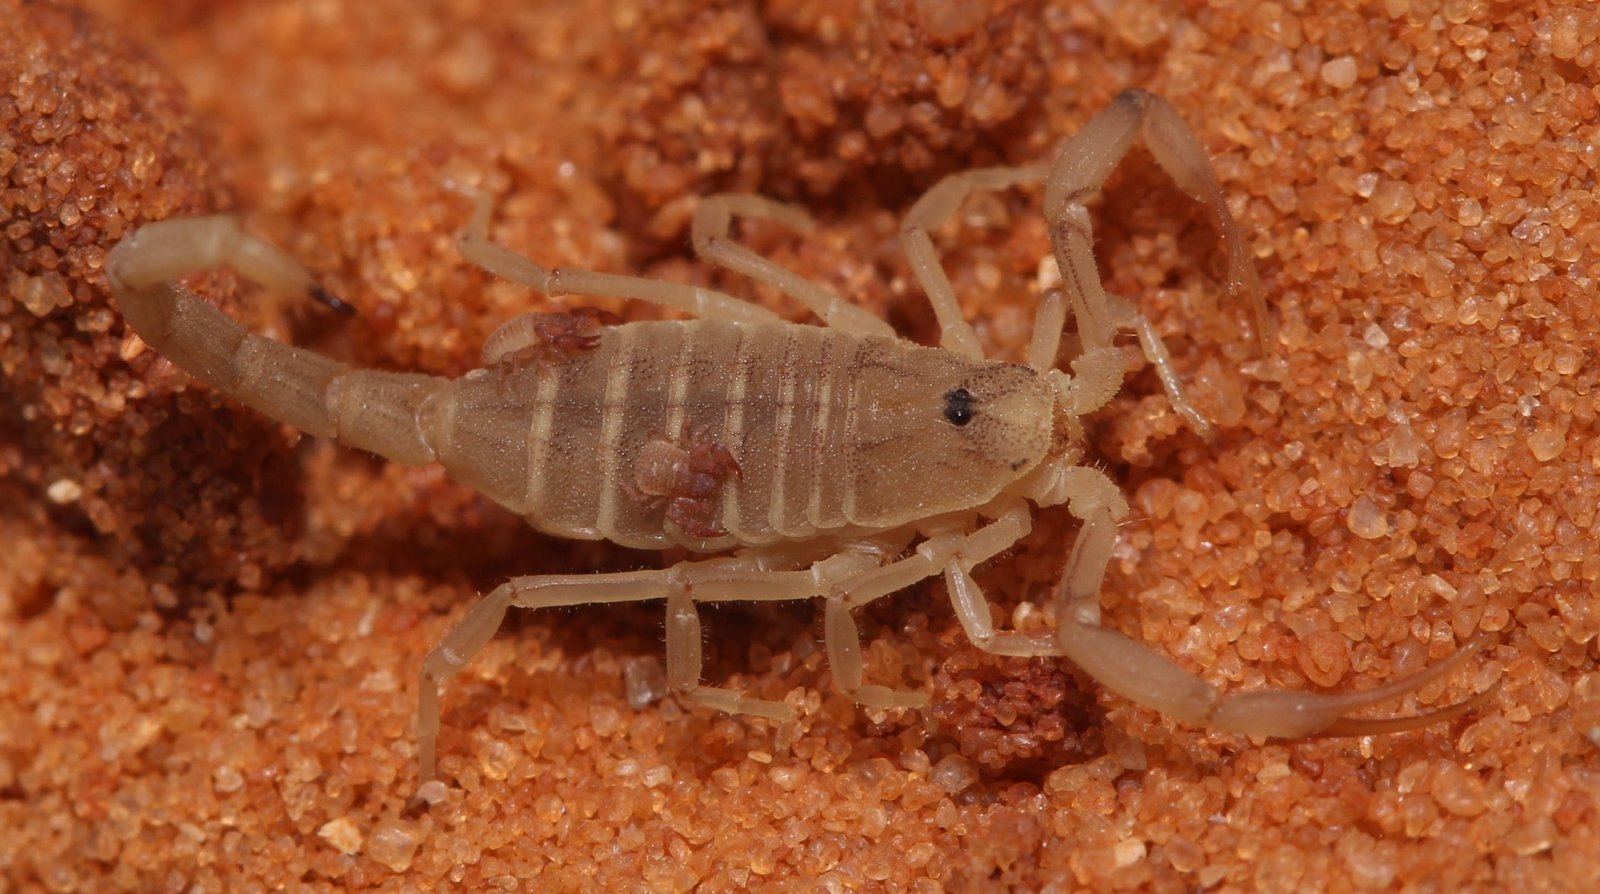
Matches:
[3,0,1598,891]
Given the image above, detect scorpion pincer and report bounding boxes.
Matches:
[106,91,1488,788]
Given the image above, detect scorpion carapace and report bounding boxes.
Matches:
[106,90,1489,789]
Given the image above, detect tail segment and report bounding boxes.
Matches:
[107,216,444,465]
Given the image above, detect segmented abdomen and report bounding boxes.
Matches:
[430,319,868,549]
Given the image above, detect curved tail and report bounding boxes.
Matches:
[107,216,445,465]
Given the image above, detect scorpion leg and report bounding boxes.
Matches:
[417,543,896,784]
[458,193,784,325]
[899,162,1049,360]
[691,194,897,339]
[824,501,1064,679]
[792,518,1034,710]
[417,561,770,785]
[663,586,794,719]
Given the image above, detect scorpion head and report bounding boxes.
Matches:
[844,343,1055,526]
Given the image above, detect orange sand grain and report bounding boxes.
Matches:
[3,0,1598,891]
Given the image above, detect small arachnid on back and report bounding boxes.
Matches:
[105,90,1491,792]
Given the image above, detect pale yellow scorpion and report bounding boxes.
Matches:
[106,92,1486,787]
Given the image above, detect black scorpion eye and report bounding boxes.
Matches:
[943,387,974,427]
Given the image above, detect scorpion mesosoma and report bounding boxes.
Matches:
[107,91,1486,787]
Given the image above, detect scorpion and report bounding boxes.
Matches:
[106,91,1487,788]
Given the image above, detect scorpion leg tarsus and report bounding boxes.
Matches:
[824,595,931,711]
[666,589,795,718]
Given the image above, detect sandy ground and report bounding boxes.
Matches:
[2,0,1597,891]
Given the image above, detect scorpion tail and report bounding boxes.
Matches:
[107,216,444,466]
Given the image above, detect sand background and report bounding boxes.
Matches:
[2,0,1597,890]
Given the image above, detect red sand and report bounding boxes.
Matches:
[2,1,1596,890]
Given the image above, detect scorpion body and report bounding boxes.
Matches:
[441,319,1055,549]
[107,91,1487,789]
